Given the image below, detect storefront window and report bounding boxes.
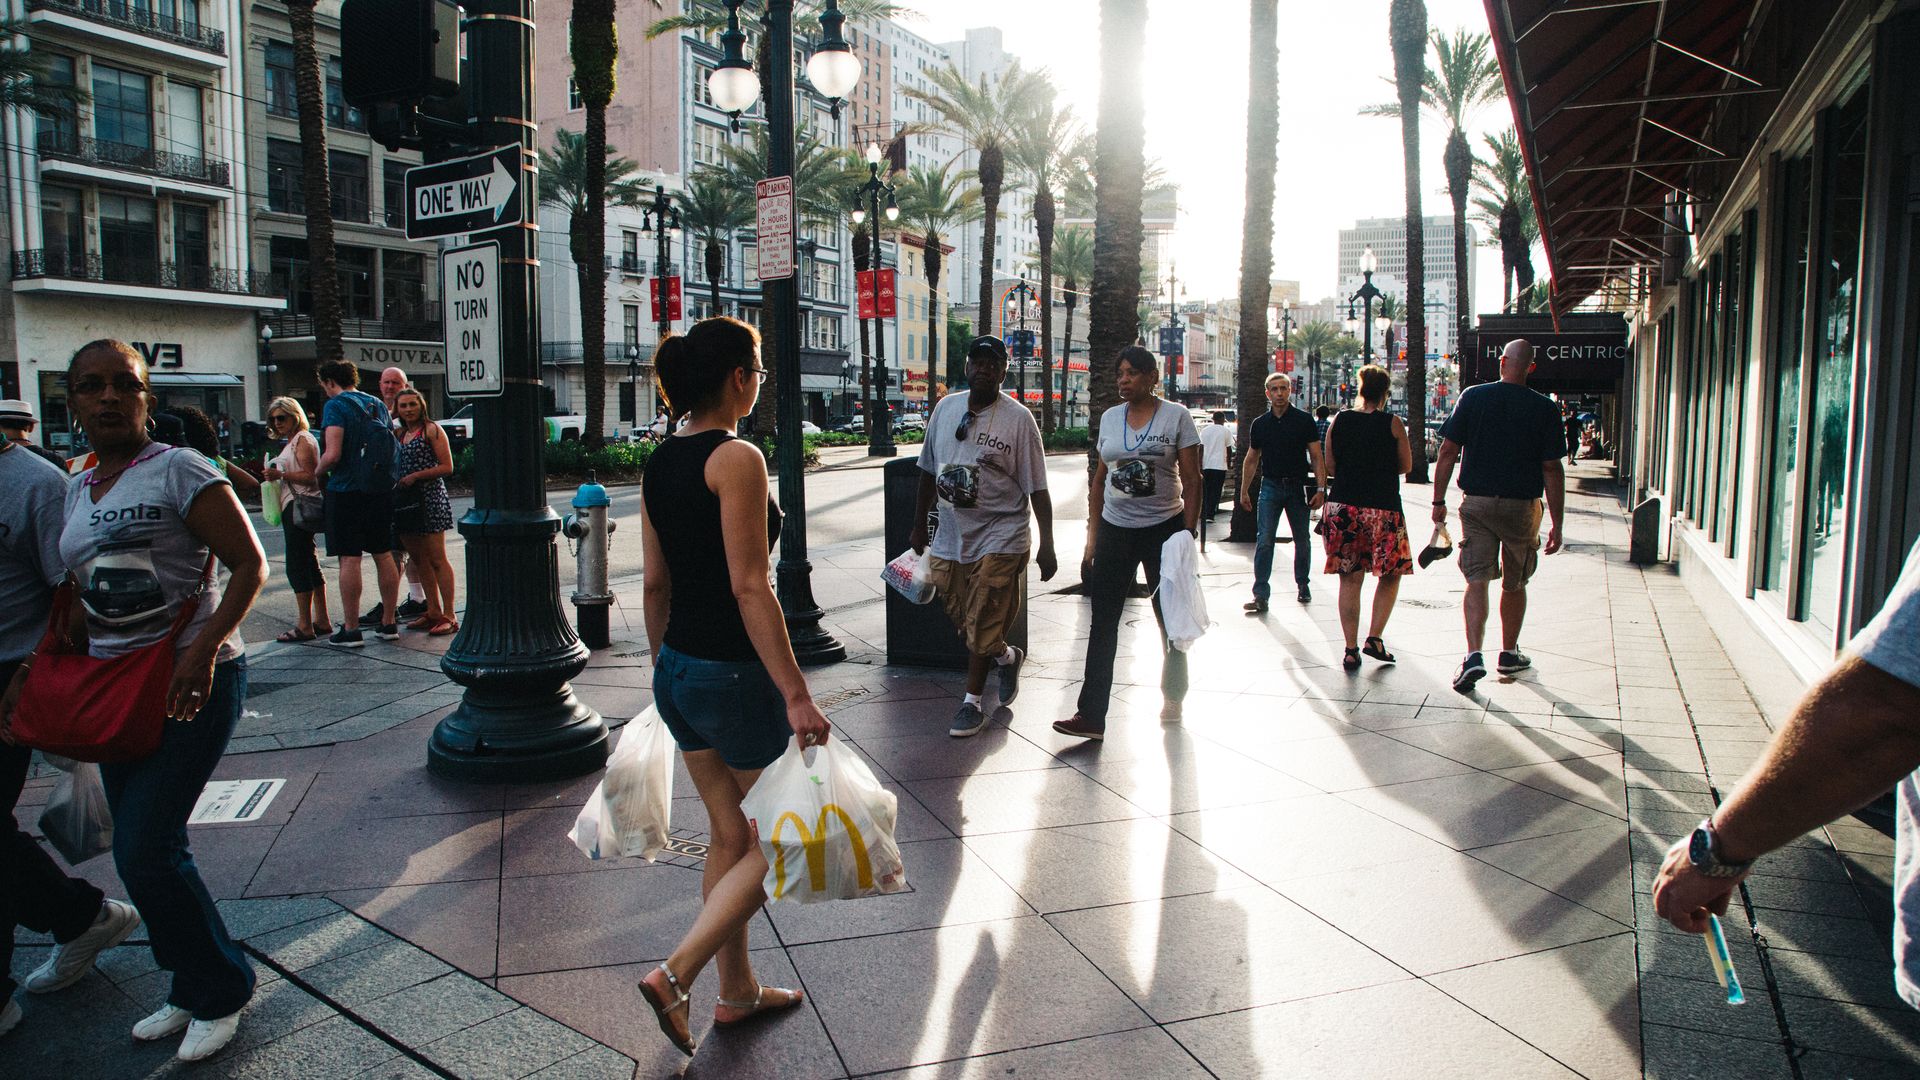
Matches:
[1718,225,1752,553]
[1760,155,1810,597]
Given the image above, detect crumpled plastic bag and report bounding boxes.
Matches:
[1159,529,1210,652]
[742,737,908,903]
[881,549,937,604]
[40,759,113,865]
[569,706,672,862]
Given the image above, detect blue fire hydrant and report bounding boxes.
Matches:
[563,470,616,649]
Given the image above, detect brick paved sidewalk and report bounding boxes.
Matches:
[8,462,1918,1078]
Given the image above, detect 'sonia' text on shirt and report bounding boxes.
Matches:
[89,504,164,528]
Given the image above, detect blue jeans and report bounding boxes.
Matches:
[652,645,790,771]
[1253,478,1313,599]
[101,657,255,1020]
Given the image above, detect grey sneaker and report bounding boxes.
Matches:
[996,646,1025,705]
[949,702,987,738]
[23,899,141,993]
[1497,650,1532,674]
[1453,652,1488,694]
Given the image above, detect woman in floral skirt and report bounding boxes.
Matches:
[1320,364,1414,670]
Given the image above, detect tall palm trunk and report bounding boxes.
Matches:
[975,140,1005,340]
[1445,127,1471,365]
[1230,0,1278,542]
[1088,0,1147,419]
[1062,284,1080,424]
[925,232,943,401]
[705,239,724,315]
[572,1,617,447]
[854,228,874,436]
[1499,198,1519,311]
[1390,0,1430,482]
[286,0,341,362]
[1034,185,1056,433]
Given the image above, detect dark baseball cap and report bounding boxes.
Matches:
[967,335,1009,362]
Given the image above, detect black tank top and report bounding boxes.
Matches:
[1328,409,1402,513]
[642,429,782,661]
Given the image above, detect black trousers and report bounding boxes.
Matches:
[1201,469,1227,519]
[1077,515,1191,729]
[1,659,107,1000]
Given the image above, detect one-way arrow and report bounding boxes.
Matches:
[405,146,524,240]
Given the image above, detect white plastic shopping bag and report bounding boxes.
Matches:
[569,705,673,862]
[881,548,937,604]
[1159,529,1210,652]
[39,760,113,865]
[742,737,908,903]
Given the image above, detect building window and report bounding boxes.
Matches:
[807,312,840,350]
[568,75,582,111]
[265,42,297,117]
[173,203,210,278]
[98,193,159,284]
[383,161,408,228]
[742,244,757,280]
[618,379,636,424]
[693,122,728,167]
[330,150,370,222]
[40,185,84,274]
[267,139,304,213]
[621,230,639,272]
[809,258,838,300]
[35,54,77,150]
[326,58,366,131]
[623,304,641,347]
[271,236,312,314]
[92,65,152,150]
[383,250,427,322]
[1760,155,1809,597]
[338,245,375,319]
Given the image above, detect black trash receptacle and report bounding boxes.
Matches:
[883,457,1028,670]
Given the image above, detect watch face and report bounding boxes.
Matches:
[1689,827,1714,868]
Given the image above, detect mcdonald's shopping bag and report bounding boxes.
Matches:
[569,706,673,862]
[742,737,908,903]
[1159,529,1210,652]
[880,549,937,604]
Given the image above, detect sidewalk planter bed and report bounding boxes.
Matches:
[1044,426,1091,451]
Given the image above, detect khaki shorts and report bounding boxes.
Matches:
[1459,495,1543,591]
[928,552,1026,658]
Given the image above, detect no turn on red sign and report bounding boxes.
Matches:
[755,176,794,281]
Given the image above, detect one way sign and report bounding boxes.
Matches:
[405,146,521,241]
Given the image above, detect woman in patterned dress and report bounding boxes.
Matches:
[1320,364,1414,671]
[391,388,457,635]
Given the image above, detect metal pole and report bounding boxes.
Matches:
[866,175,896,456]
[652,187,673,343]
[768,0,845,664]
[431,0,607,781]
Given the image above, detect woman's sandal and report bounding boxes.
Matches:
[713,983,805,1029]
[429,618,459,637]
[407,615,437,630]
[637,963,696,1057]
[1342,647,1362,672]
[276,627,316,643]
[1363,637,1396,664]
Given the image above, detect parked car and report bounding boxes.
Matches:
[438,405,606,446]
[894,413,927,432]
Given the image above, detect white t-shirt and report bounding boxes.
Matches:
[918,390,1048,562]
[62,445,244,662]
[1199,423,1231,471]
[1849,536,1920,1009]
[0,443,69,662]
[1097,399,1200,529]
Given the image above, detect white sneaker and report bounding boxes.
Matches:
[23,898,141,993]
[132,1004,191,1041]
[0,996,21,1037]
[1160,700,1183,723]
[176,1014,241,1062]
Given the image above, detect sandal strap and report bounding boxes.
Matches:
[653,963,691,1011]
[715,985,764,1011]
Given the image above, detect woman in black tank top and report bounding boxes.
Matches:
[1320,364,1415,671]
[635,318,830,1056]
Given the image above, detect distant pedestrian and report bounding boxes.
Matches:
[1320,365,1414,671]
[1199,410,1232,520]
[364,367,429,628]
[0,399,67,470]
[168,405,261,503]
[1431,339,1567,694]
[910,335,1057,738]
[1055,346,1201,739]
[391,388,458,636]
[1239,373,1323,611]
[0,430,142,1040]
[1564,406,1583,467]
[18,340,266,1061]
[1314,404,1333,443]
[261,397,334,642]
[314,360,402,647]
[633,317,827,1058]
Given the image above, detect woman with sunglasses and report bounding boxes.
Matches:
[633,317,831,1058]
[4,340,265,1061]
[261,396,333,642]
[391,388,457,635]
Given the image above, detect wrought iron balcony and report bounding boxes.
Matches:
[25,0,226,55]
[266,304,444,344]
[37,130,232,187]
[11,249,279,297]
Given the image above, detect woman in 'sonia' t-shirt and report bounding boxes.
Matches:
[1057,346,1202,741]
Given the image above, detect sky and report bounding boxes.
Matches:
[905,0,1514,315]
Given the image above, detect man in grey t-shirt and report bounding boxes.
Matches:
[911,337,1057,738]
[1654,535,1920,1009]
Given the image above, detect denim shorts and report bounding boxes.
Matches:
[651,645,791,770]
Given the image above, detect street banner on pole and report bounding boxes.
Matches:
[405,146,520,240]
[443,241,502,397]
[856,269,897,319]
[649,277,683,322]
[755,176,795,280]
[1158,325,1184,357]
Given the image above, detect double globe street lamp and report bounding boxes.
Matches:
[850,143,899,457]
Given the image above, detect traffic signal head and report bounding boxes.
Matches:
[342,0,462,107]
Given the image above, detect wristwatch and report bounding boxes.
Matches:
[1687,818,1754,878]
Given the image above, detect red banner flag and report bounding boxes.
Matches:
[856,269,899,319]
[650,277,683,322]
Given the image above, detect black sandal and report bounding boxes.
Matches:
[1363,637,1396,664]
[1343,647,1362,671]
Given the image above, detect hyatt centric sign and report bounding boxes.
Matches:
[1467,331,1629,392]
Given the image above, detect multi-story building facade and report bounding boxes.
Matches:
[2,0,281,453]
[883,21,957,175]
[248,0,447,422]
[936,28,1038,321]
[1337,215,1478,359]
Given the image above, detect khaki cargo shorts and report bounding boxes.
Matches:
[928,552,1026,658]
[1458,495,1544,591]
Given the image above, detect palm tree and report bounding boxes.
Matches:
[895,159,982,398]
[0,22,85,112]
[1291,320,1344,405]
[571,1,618,447]
[538,130,649,432]
[646,0,902,39]
[681,170,755,315]
[904,60,1047,341]
[1389,0,1432,480]
[1089,0,1150,417]
[1053,226,1093,421]
[285,1,343,363]
[1473,129,1538,312]
[1008,87,1080,432]
[1231,0,1278,541]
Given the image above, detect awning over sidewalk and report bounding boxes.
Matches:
[1485,0,1776,315]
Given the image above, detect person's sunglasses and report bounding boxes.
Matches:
[955,411,976,442]
[268,414,292,425]
[70,376,147,397]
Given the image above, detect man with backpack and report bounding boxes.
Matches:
[315,361,402,647]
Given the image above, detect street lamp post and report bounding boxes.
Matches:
[642,186,679,344]
[850,142,898,456]
[1276,299,1295,401]
[708,0,852,665]
[1347,245,1383,369]
[1160,265,1181,400]
[626,343,641,434]
[1012,277,1033,409]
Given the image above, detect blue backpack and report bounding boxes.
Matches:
[338,392,399,492]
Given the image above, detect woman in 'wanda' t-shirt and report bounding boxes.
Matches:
[1056,346,1203,740]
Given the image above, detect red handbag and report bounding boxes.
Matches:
[12,555,214,764]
